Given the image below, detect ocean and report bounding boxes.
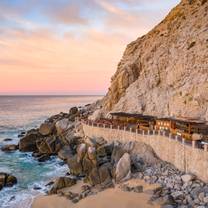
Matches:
[0,95,102,208]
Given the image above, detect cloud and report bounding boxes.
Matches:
[45,3,88,25]
[0,0,180,94]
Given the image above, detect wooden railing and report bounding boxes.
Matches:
[79,118,207,152]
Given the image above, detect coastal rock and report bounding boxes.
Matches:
[67,155,83,176]
[49,177,76,194]
[98,163,113,188]
[58,145,73,161]
[111,144,125,164]
[36,136,63,154]
[98,0,208,121]
[19,129,41,152]
[1,144,18,152]
[39,122,54,136]
[82,155,96,175]
[0,173,17,190]
[115,153,131,182]
[37,154,51,162]
[55,119,73,136]
[3,138,13,142]
[69,107,78,115]
[88,168,100,186]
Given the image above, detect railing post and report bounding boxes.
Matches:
[130,128,132,132]
[143,130,145,135]
[110,125,113,129]
[153,130,155,135]
[192,140,196,148]
[163,131,166,136]
[182,138,185,145]
[204,144,208,152]
[103,124,106,128]
[118,126,120,130]
[124,126,126,131]
[169,133,172,139]
[136,129,138,134]
[148,130,150,135]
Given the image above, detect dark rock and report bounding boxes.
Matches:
[36,136,63,154]
[133,185,143,193]
[121,185,133,192]
[71,196,80,204]
[33,185,42,190]
[37,154,50,162]
[1,144,18,152]
[19,129,41,152]
[69,107,78,115]
[0,173,17,190]
[58,145,73,161]
[88,168,100,186]
[82,155,96,175]
[67,155,83,176]
[45,181,54,187]
[98,163,113,188]
[3,138,13,142]
[0,173,6,186]
[49,177,76,194]
[32,152,43,158]
[6,175,17,186]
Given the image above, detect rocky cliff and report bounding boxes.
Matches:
[100,0,208,121]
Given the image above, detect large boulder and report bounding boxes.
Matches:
[111,144,125,164]
[36,136,63,154]
[55,119,73,136]
[98,163,113,188]
[49,177,76,194]
[39,122,54,136]
[19,129,41,152]
[115,153,131,182]
[58,146,73,161]
[82,155,96,175]
[88,168,100,186]
[67,155,83,176]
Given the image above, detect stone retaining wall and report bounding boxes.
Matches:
[82,122,208,182]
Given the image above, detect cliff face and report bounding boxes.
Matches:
[101,0,208,121]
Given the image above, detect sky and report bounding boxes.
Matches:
[0,0,180,95]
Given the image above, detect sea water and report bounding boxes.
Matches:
[0,95,101,208]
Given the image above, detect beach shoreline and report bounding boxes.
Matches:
[32,179,161,208]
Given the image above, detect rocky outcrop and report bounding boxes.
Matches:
[19,129,41,152]
[18,106,85,159]
[99,0,208,121]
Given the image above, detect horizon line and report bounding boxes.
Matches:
[0,94,105,96]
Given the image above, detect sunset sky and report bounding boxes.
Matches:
[0,0,179,95]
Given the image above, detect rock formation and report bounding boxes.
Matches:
[99,0,208,121]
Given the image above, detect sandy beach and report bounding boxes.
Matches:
[32,179,161,208]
